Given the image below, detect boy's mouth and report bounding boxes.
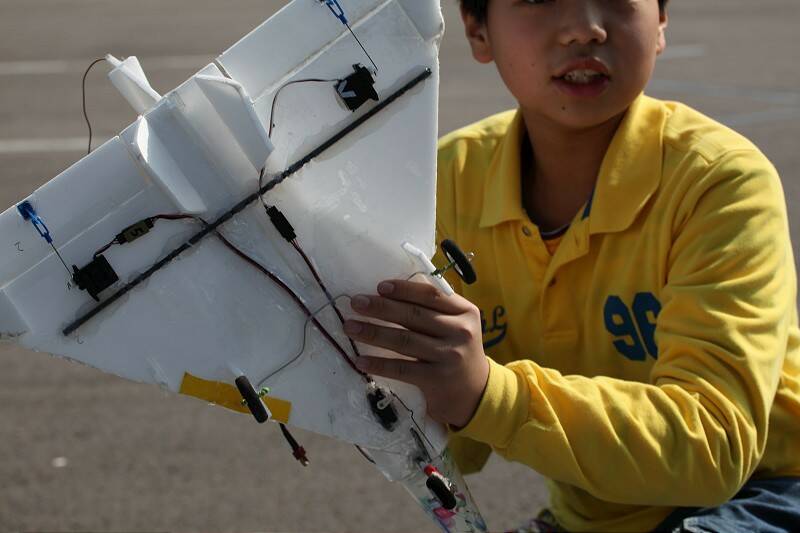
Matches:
[559,69,609,85]
[553,69,611,98]
[552,58,611,97]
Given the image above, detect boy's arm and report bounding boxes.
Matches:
[454,149,793,506]
[348,149,793,506]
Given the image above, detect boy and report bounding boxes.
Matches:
[343,0,800,531]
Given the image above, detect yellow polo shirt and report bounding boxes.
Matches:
[436,94,800,532]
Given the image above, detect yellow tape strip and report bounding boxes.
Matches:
[178,372,291,424]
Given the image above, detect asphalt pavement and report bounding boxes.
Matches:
[1,0,798,531]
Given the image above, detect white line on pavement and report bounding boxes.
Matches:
[0,55,214,76]
[0,137,109,154]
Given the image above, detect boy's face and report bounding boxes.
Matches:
[462,0,668,131]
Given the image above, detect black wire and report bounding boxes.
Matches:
[268,78,341,138]
[345,22,378,73]
[392,391,437,452]
[82,58,107,155]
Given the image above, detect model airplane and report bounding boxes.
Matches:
[0,0,487,531]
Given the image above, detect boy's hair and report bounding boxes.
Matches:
[460,0,668,22]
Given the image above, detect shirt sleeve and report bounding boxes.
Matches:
[453,149,795,506]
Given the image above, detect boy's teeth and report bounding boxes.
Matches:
[563,70,603,83]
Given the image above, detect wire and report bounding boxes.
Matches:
[51,245,73,277]
[290,240,363,360]
[82,58,107,154]
[93,239,118,258]
[392,391,437,452]
[256,181,361,360]
[320,0,379,72]
[214,231,370,382]
[344,22,378,73]
[255,312,315,387]
[255,294,353,388]
[410,426,432,463]
[92,213,202,258]
[268,78,341,138]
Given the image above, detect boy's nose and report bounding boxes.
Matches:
[557,0,608,47]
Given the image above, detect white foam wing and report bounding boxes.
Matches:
[0,1,487,530]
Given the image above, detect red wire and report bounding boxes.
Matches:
[290,240,363,360]
[215,233,369,381]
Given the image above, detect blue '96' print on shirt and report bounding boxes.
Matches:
[603,293,662,361]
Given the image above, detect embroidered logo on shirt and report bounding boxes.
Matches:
[603,292,662,361]
[481,305,508,349]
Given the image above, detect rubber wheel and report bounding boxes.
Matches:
[440,239,477,285]
[235,376,269,423]
[426,474,457,510]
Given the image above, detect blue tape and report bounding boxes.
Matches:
[17,200,53,244]
[323,0,348,25]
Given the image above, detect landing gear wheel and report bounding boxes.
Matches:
[426,472,458,510]
[235,375,269,423]
[441,239,477,285]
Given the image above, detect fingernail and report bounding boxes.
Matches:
[378,281,395,295]
[351,295,369,310]
[344,321,362,335]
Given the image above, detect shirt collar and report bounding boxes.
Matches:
[479,110,528,228]
[478,94,665,234]
[589,94,665,234]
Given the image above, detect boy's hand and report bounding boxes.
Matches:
[344,279,490,428]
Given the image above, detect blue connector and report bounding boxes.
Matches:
[323,0,348,25]
[17,200,53,244]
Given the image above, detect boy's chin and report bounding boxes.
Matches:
[522,99,631,133]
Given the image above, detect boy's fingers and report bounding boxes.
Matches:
[344,320,441,361]
[377,279,467,314]
[355,355,427,386]
[349,294,450,338]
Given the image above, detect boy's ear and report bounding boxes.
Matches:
[655,9,668,55]
[460,6,493,64]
